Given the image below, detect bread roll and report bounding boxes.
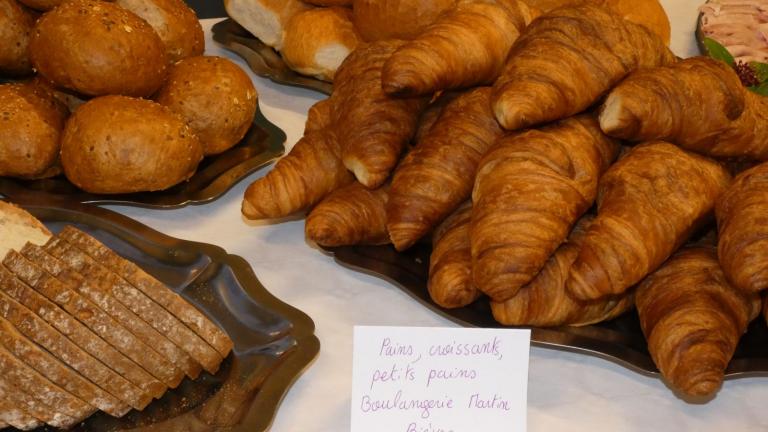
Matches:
[224,0,312,50]
[0,83,68,179]
[352,0,456,41]
[29,0,167,97]
[155,56,258,156]
[282,7,361,81]
[61,96,203,194]
[305,0,351,5]
[16,0,60,11]
[524,0,670,44]
[116,0,205,63]
[0,0,36,77]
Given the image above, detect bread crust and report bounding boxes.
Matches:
[223,0,312,50]
[0,83,68,179]
[61,95,204,194]
[155,56,257,156]
[0,0,36,76]
[282,7,361,81]
[116,0,204,62]
[352,0,456,41]
[29,0,167,97]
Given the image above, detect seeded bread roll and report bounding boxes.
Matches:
[224,0,312,50]
[29,0,167,97]
[305,0,350,5]
[61,95,204,194]
[282,7,361,81]
[0,0,36,77]
[116,0,204,63]
[15,0,60,11]
[0,83,68,179]
[155,56,258,156]
[352,0,456,41]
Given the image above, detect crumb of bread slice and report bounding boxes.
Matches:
[59,225,234,358]
[0,201,52,260]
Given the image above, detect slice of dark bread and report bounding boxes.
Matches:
[0,395,42,430]
[59,226,234,357]
[17,244,185,388]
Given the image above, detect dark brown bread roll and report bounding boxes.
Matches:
[29,0,167,97]
[61,95,203,194]
[0,0,37,77]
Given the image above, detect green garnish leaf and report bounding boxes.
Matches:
[703,37,735,66]
[749,62,768,83]
[748,82,768,96]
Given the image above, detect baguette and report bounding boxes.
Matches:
[58,226,234,358]
[8,248,185,389]
[224,0,312,50]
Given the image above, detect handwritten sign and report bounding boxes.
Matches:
[351,326,531,432]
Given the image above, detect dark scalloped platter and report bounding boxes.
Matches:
[323,243,768,379]
[211,19,333,96]
[4,195,319,432]
[0,107,286,209]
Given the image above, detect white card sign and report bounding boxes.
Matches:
[351,326,531,432]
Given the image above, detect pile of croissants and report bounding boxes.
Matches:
[241,0,768,399]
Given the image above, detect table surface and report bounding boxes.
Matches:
[111,4,768,431]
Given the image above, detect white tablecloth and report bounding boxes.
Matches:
[110,5,768,431]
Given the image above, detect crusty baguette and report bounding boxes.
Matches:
[41,240,202,379]
[0,343,94,424]
[58,226,234,358]
[45,238,224,374]
[0,315,130,417]
[0,264,157,407]
[224,0,312,50]
[0,289,145,411]
[8,248,184,389]
[0,201,51,259]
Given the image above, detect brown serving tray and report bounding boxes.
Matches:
[0,107,285,209]
[211,19,333,96]
[323,243,768,379]
[2,195,319,432]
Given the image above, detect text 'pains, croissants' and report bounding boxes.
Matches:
[636,245,759,397]
[381,0,537,97]
[491,216,634,327]
[428,202,478,309]
[566,142,731,301]
[600,56,768,161]
[387,87,504,251]
[491,4,675,131]
[471,114,619,302]
[305,182,389,247]
[716,161,768,293]
[242,130,354,219]
[331,40,429,188]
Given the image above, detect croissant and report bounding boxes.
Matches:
[471,114,619,302]
[413,92,460,144]
[305,182,390,246]
[636,245,760,397]
[381,0,537,97]
[331,40,429,188]
[600,56,768,161]
[491,216,634,327]
[304,99,332,134]
[491,4,675,131]
[716,162,768,293]
[242,130,354,219]
[567,142,731,301]
[387,87,504,251]
[428,203,478,308]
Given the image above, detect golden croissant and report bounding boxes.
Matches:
[331,40,429,188]
[716,161,768,293]
[305,182,390,247]
[491,4,675,131]
[387,87,504,251]
[242,130,354,219]
[600,56,768,161]
[636,245,759,397]
[567,142,731,301]
[471,114,619,302]
[428,203,479,309]
[381,0,537,97]
[491,216,634,327]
